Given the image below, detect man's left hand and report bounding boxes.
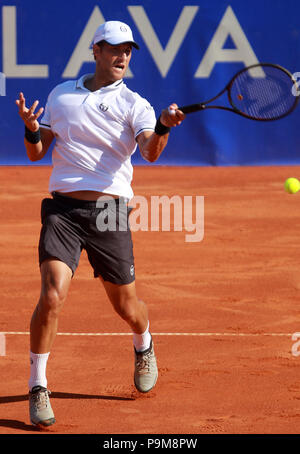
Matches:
[160,103,186,128]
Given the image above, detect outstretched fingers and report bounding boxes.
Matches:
[34,106,44,120]
[15,92,44,129]
[15,92,26,111]
[29,100,44,120]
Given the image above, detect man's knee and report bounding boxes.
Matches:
[115,295,139,323]
[38,286,66,319]
[38,259,72,318]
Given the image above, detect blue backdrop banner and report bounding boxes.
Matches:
[0,0,300,166]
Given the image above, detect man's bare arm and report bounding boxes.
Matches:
[137,103,185,163]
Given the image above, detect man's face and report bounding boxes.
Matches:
[94,41,132,83]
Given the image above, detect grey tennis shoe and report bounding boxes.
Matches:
[134,338,158,393]
[29,385,55,427]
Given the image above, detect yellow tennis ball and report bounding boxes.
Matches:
[285,177,300,194]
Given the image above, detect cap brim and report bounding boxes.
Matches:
[103,39,139,50]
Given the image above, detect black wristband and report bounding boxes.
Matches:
[154,116,171,136]
[25,126,41,144]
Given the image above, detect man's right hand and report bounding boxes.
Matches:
[15,92,44,132]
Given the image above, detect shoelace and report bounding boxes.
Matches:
[136,351,152,374]
[31,389,51,410]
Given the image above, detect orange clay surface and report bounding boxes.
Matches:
[1,165,300,435]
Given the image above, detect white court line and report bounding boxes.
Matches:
[0,331,294,337]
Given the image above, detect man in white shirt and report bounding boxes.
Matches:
[16,20,185,428]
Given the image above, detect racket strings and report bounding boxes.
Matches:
[230,66,297,120]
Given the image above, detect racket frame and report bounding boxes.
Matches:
[179,63,300,121]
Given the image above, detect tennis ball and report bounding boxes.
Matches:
[284,177,300,194]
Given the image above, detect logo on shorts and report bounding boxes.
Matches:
[130,265,135,276]
[99,103,109,112]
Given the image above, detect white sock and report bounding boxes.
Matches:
[28,351,50,391]
[133,322,151,352]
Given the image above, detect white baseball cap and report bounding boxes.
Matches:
[93,21,139,49]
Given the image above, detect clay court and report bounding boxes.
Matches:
[1,164,300,435]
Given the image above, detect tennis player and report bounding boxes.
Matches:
[16,21,185,428]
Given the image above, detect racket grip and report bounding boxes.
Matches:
[178,104,205,114]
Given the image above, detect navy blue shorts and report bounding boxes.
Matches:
[38,192,135,285]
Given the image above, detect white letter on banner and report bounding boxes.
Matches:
[2,6,48,78]
[128,6,198,77]
[195,6,263,78]
[62,6,133,78]
[0,72,6,96]
[292,73,300,97]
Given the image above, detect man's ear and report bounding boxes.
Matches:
[92,44,100,60]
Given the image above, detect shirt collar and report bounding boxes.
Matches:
[76,74,123,92]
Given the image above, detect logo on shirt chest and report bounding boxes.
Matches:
[99,103,109,112]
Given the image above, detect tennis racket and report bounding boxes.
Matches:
[178,63,299,121]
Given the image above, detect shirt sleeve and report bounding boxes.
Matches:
[129,97,156,139]
[40,101,51,129]
[40,90,54,130]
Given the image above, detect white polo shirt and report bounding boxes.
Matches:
[40,74,156,200]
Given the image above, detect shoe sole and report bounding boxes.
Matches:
[31,417,56,428]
